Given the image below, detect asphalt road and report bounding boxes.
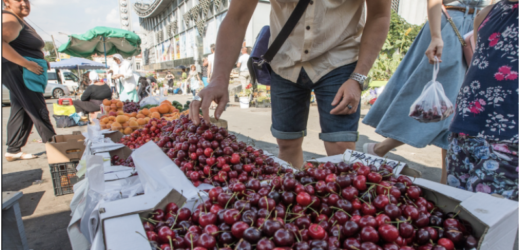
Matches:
[2,94,443,249]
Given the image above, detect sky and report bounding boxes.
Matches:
[27,0,143,46]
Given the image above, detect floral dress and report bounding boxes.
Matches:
[447,0,519,200]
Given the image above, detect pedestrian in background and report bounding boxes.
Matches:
[189,64,201,97]
[362,0,491,183]
[207,44,215,80]
[237,47,250,92]
[137,76,149,102]
[2,0,56,161]
[165,71,175,95]
[201,57,209,87]
[181,68,188,95]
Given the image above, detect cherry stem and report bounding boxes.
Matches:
[169,237,174,250]
[225,193,237,209]
[330,206,352,217]
[284,204,292,223]
[141,217,159,224]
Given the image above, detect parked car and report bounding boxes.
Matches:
[2,72,71,104]
[48,69,79,93]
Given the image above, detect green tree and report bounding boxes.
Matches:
[44,41,57,62]
[367,10,423,82]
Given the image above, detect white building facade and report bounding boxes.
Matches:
[134,0,271,72]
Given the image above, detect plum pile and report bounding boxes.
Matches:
[142,162,479,250]
[123,100,140,113]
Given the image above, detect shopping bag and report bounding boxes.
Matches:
[139,86,167,106]
[53,103,76,116]
[409,60,454,123]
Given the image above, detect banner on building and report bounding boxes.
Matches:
[175,36,180,59]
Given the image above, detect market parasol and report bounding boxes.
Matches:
[58,26,142,67]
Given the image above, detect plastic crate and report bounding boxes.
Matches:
[49,162,84,196]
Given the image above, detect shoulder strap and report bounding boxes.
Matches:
[2,10,25,28]
[441,5,467,46]
[262,0,312,63]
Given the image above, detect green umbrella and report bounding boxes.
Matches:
[58,26,141,67]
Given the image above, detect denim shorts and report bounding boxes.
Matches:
[271,62,360,142]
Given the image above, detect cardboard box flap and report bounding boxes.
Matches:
[51,132,85,143]
[461,193,519,250]
[46,139,86,164]
[103,214,150,250]
[413,178,474,202]
[104,131,123,144]
[108,146,133,161]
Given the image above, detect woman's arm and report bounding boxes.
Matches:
[2,14,43,74]
[425,0,444,64]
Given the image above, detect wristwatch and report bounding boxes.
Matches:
[349,72,368,91]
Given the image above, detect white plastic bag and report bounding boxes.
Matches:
[409,60,454,123]
[139,86,167,106]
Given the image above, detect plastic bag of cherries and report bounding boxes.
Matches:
[409,60,454,123]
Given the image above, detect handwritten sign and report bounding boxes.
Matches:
[309,149,407,175]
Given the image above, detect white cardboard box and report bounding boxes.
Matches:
[412,177,518,250]
[309,149,415,176]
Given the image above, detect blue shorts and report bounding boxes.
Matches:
[271,62,360,142]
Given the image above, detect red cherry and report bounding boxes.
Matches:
[378,224,399,243]
[296,192,312,206]
[308,224,326,240]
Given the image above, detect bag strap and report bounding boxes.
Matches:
[441,5,467,47]
[262,0,312,63]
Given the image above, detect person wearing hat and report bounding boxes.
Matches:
[112,54,138,102]
[73,71,112,114]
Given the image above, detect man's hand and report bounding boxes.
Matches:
[425,37,443,64]
[330,79,361,115]
[190,81,229,125]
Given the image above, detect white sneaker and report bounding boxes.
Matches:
[362,143,378,156]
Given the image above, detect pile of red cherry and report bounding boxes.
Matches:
[111,155,135,167]
[142,161,479,250]
[121,116,290,187]
[409,101,454,123]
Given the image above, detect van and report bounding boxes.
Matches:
[48,69,79,92]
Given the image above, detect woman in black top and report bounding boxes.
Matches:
[73,71,112,114]
[2,0,56,161]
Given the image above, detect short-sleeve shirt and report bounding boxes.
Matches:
[269,0,365,83]
[449,0,519,143]
[238,54,250,72]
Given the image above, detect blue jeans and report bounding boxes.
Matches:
[271,62,360,142]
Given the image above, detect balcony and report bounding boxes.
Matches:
[134,0,172,18]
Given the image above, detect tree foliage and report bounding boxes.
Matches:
[368,10,423,81]
[44,41,56,62]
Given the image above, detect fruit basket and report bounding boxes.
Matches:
[49,161,84,196]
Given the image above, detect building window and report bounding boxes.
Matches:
[136,62,141,70]
[391,0,399,13]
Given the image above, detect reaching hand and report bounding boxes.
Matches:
[330,79,361,115]
[425,37,444,64]
[25,61,43,75]
[189,81,229,125]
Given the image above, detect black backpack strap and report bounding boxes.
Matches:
[262,0,312,63]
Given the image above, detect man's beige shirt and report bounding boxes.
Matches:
[269,0,366,83]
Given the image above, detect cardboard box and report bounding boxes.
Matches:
[308,149,420,177]
[46,132,86,164]
[100,187,187,250]
[210,117,228,129]
[410,178,519,250]
[104,131,124,144]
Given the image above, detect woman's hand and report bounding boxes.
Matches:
[425,37,444,64]
[24,60,43,75]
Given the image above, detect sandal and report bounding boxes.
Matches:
[5,152,39,162]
